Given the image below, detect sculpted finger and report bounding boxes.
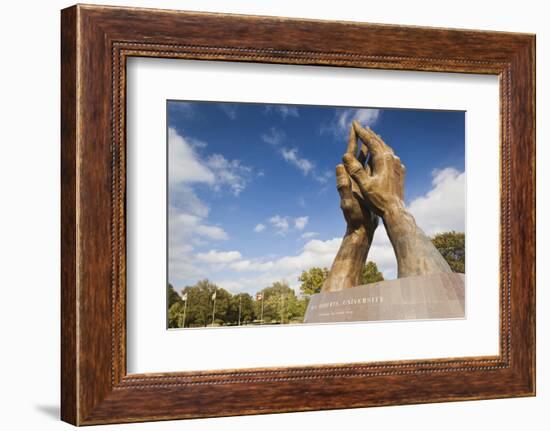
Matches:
[336,164,352,200]
[336,164,356,215]
[342,153,372,194]
[346,125,357,155]
[364,159,372,177]
[365,126,395,155]
[353,121,396,157]
[358,141,369,167]
[353,121,383,155]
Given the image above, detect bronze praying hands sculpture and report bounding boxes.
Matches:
[322,121,452,293]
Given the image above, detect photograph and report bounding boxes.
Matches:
[167,101,466,328]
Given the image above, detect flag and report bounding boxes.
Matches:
[256,293,263,301]
[211,291,216,301]
[180,292,187,301]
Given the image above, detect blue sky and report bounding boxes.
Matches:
[167,101,465,294]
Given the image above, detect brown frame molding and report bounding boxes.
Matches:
[61,4,535,425]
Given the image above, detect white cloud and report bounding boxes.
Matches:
[194,224,229,241]
[261,128,331,184]
[281,147,330,184]
[229,259,274,272]
[167,128,258,286]
[196,250,242,263]
[261,127,285,146]
[268,215,290,235]
[322,108,380,137]
[254,223,266,233]
[365,229,398,280]
[219,104,238,119]
[247,238,341,273]
[408,167,465,235]
[170,211,228,242]
[264,105,299,119]
[215,238,343,293]
[313,169,333,184]
[264,215,310,235]
[168,205,230,283]
[170,184,210,218]
[280,148,314,176]
[228,260,251,272]
[169,127,253,196]
[205,154,252,196]
[341,108,380,130]
[265,237,341,274]
[294,216,309,230]
[301,232,318,239]
[169,102,195,119]
[168,127,215,185]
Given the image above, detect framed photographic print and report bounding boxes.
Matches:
[61,4,535,425]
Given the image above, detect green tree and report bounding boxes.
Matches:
[179,279,232,327]
[167,283,181,309]
[432,231,465,273]
[254,282,294,324]
[287,295,309,323]
[227,293,256,325]
[167,283,185,328]
[361,261,384,284]
[254,281,310,324]
[298,267,329,296]
[212,287,232,326]
[299,262,383,296]
[168,301,185,328]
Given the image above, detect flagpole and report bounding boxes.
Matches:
[238,294,242,326]
[182,296,188,328]
[260,295,264,324]
[280,294,284,324]
[211,290,216,326]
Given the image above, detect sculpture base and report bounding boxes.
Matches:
[303,273,465,324]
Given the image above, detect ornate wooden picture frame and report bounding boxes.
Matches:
[61,4,535,425]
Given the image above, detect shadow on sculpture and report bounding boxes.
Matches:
[304,121,465,324]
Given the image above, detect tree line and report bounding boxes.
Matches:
[167,262,384,328]
[168,231,464,328]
